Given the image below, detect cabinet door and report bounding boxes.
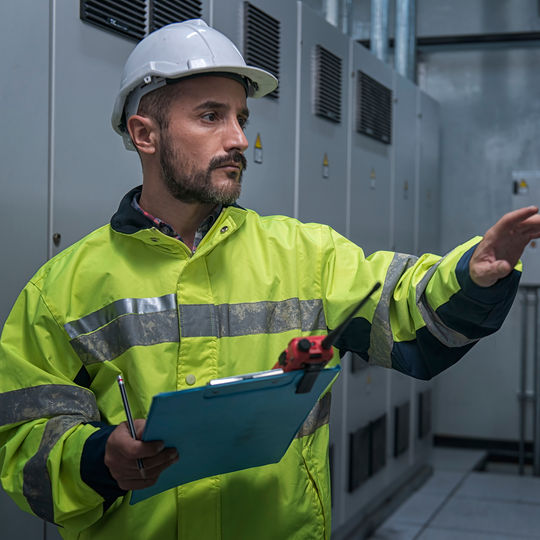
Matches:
[212,0,297,218]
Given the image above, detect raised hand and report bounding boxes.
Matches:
[470,206,540,288]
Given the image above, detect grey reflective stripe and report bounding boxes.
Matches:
[416,256,479,348]
[295,392,332,439]
[2,386,102,523]
[68,297,325,364]
[70,309,179,365]
[180,298,326,338]
[368,253,418,368]
[23,414,88,523]
[0,385,100,427]
[64,294,177,339]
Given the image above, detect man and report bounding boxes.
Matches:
[0,19,539,540]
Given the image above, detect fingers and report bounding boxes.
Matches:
[117,451,179,492]
[115,422,165,459]
[496,206,539,230]
[135,418,145,440]
[104,422,179,491]
[122,448,178,472]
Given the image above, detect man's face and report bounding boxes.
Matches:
[158,76,249,205]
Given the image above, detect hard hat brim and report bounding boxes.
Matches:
[111,65,278,137]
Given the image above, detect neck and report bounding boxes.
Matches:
[139,178,217,250]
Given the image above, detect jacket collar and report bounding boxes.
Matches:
[110,185,246,235]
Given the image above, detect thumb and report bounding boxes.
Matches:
[495,260,512,279]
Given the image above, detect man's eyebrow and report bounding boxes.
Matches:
[194,101,250,118]
[194,100,228,111]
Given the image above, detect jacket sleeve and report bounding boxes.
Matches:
[0,281,111,532]
[320,228,521,380]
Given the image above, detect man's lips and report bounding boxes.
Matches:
[216,162,241,171]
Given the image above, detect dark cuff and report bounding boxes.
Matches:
[455,243,521,305]
[81,422,128,501]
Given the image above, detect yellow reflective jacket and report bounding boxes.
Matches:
[0,187,520,539]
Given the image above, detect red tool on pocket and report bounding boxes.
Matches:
[273,282,381,393]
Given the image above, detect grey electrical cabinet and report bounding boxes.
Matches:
[51,2,142,258]
[349,40,393,256]
[212,0,297,217]
[297,2,349,236]
[392,73,417,254]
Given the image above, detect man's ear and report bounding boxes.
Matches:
[127,115,159,155]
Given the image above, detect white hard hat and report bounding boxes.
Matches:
[112,19,278,151]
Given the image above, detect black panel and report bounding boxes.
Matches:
[80,0,147,42]
[314,45,342,123]
[351,353,369,373]
[244,3,280,99]
[357,71,392,144]
[394,401,410,457]
[150,0,203,32]
[349,425,370,492]
[418,389,432,439]
[371,414,387,475]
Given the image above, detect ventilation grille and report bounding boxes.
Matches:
[349,414,388,492]
[371,414,387,476]
[357,71,392,144]
[314,45,342,123]
[150,0,203,32]
[80,0,147,41]
[394,401,410,458]
[244,3,280,99]
[349,425,370,492]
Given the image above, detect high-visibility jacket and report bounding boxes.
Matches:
[0,186,520,539]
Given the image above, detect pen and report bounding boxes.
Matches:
[117,375,145,478]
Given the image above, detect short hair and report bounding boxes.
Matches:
[136,83,182,131]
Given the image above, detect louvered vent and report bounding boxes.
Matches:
[357,71,392,144]
[80,0,147,42]
[244,3,280,99]
[314,45,342,123]
[150,0,203,32]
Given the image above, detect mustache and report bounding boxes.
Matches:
[209,151,247,172]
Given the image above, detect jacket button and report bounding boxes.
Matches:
[220,226,228,233]
[186,374,196,386]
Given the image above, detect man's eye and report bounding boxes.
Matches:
[203,113,216,122]
[239,118,249,130]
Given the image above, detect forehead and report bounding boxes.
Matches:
[172,75,248,110]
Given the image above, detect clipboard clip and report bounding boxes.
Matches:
[273,282,381,394]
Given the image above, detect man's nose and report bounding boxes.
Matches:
[224,118,249,153]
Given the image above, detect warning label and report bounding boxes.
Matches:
[518,179,529,195]
[322,154,329,179]
[254,133,263,164]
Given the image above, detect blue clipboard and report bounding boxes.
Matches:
[130,365,340,504]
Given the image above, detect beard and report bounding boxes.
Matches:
[159,137,247,205]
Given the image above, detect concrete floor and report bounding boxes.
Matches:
[370,448,540,540]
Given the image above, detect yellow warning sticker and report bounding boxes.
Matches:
[254,133,263,164]
[519,179,529,195]
[322,153,329,179]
